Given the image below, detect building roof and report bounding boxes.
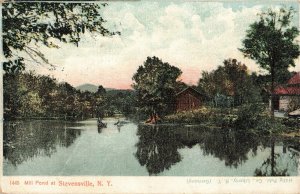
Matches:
[274,86,300,95]
[287,72,300,85]
[175,87,203,97]
[273,72,300,95]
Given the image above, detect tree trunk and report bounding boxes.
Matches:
[271,140,275,176]
[270,65,275,118]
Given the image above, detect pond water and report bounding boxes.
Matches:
[3,118,300,176]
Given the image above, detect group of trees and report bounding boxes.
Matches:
[4,71,137,120]
[239,7,300,115]
[2,1,134,120]
[3,1,300,120]
[198,58,261,107]
[4,72,108,120]
[133,7,300,118]
[105,89,137,117]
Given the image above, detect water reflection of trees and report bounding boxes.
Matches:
[3,121,82,166]
[135,125,184,175]
[135,125,299,176]
[135,125,260,175]
[254,138,299,176]
[199,129,260,168]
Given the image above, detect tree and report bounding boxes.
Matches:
[3,2,119,73]
[135,125,183,175]
[239,7,300,116]
[198,58,261,106]
[95,85,106,95]
[94,85,107,117]
[132,56,182,119]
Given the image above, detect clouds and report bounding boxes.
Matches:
[29,1,300,89]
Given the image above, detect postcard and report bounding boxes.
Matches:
[1,0,300,193]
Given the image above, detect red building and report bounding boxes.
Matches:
[175,87,203,112]
[273,72,300,111]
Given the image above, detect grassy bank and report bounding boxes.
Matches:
[164,105,299,135]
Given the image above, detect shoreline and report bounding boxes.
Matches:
[5,117,300,140]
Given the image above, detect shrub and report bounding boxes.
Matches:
[281,118,300,129]
[165,107,213,124]
[234,103,263,130]
[234,103,284,132]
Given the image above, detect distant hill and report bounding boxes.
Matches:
[76,84,98,92]
[76,83,128,93]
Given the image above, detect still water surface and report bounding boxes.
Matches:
[3,118,300,176]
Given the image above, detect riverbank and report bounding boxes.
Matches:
[163,106,300,136]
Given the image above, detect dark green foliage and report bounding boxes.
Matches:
[234,103,265,130]
[213,93,234,108]
[281,118,300,128]
[165,107,216,124]
[105,89,137,117]
[234,103,284,132]
[3,71,137,120]
[240,7,299,75]
[239,7,300,115]
[198,58,261,106]
[3,72,107,120]
[164,107,238,128]
[132,56,182,117]
[2,2,118,72]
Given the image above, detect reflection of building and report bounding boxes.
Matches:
[175,87,203,112]
[273,72,300,111]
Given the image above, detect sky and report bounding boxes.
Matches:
[27,0,300,89]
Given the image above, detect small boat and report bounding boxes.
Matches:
[97,120,107,128]
[114,118,129,125]
[117,123,124,128]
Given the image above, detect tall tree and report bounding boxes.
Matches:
[2,2,119,73]
[132,56,182,119]
[198,58,261,106]
[239,7,300,116]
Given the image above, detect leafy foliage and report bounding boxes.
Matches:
[132,56,182,117]
[198,58,261,106]
[3,2,119,72]
[105,89,137,117]
[3,71,137,120]
[240,7,299,75]
[239,7,300,114]
[3,72,107,120]
[234,103,284,132]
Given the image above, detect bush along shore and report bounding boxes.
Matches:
[164,104,300,137]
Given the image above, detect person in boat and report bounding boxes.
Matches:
[97,117,107,128]
[114,118,120,125]
[97,117,103,125]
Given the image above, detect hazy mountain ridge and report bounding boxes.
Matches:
[76,84,98,92]
[76,83,129,92]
